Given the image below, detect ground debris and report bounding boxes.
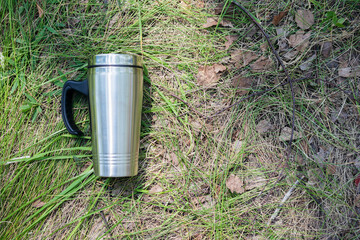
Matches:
[225,35,239,50]
[232,140,244,154]
[203,17,234,28]
[231,50,258,68]
[338,55,360,77]
[256,119,274,135]
[299,53,316,71]
[295,9,314,30]
[226,174,244,194]
[197,64,226,87]
[321,42,332,58]
[250,56,273,72]
[231,76,252,95]
[149,184,163,194]
[272,11,288,26]
[245,174,267,190]
[279,127,303,141]
[288,30,311,52]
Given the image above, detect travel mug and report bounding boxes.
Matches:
[61,54,143,177]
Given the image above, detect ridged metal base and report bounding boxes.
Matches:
[93,154,139,177]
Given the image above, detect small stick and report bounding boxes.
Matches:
[267,176,304,226]
[231,0,296,166]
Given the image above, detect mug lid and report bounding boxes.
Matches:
[88,54,142,68]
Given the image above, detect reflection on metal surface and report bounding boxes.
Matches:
[88,54,143,177]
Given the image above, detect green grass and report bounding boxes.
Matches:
[1,0,360,239]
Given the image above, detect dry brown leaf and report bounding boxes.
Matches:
[250,56,273,72]
[149,184,163,194]
[220,20,234,28]
[279,127,303,141]
[36,2,44,18]
[283,50,298,60]
[203,17,218,28]
[203,17,234,28]
[338,67,360,78]
[256,120,274,135]
[197,64,226,87]
[276,27,289,52]
[231,50,258,68]
[295,9,314,30]
[226,174,244,194]
[272,11,288,26]
[225,35,238,50]
[32,199,46,208]
[299,53,317,71]
[338,55,360,77]
[321,42,332,58]
[288,30,311,52]
[231,76,252,95]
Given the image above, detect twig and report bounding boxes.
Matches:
[93,196,115,240]
[267,176,305,226]
[232,0,296,167]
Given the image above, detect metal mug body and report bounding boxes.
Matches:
[88,54,143,177]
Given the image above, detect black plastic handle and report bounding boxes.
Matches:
[61,79,89,136]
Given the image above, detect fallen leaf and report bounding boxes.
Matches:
[203,17,234,28]
[276,27,289,52]
[299,53,317,71]
[32,200,46,208]
[283,50,298,60]
[231,76,252,95]
[288,30,311,52]
[256,120,274,134]
[149,184,163,194]
[321,42,332,58]
[295,9,314,30]
[355,195,360,208]
[226,174,244,194]
[220,19,234,27]
[245,175,267,190]
[279,127,303,141]
[338,55,360,77]
[225,35,238,50]
[272,11,288,26]
[250,56,274,72]
[231,50,258,68]
[36,2,44,18]
[203,17,218,28]
[197,64,226,87]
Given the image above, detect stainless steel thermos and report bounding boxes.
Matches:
[61,54,143,177]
